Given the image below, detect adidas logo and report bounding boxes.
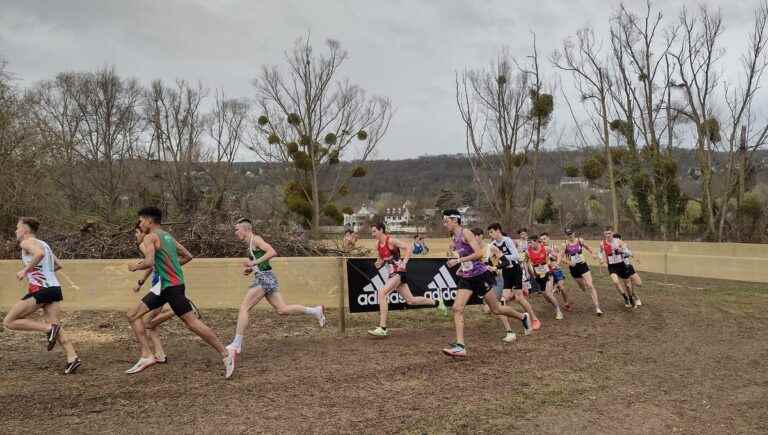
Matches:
[356,264,459,306]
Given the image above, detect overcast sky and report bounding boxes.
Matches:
[0,0,763,160]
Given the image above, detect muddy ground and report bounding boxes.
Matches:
[1,272,767,434]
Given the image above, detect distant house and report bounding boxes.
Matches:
[343,203,378,233]
[457,206,479,225]
[560,176,590,189]
[384,204,411,231]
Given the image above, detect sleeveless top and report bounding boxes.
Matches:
[601,239,625,265]
[452,229,487,278]
[248,235,273,272]
[153,229,185,289]
[564,240,586,265]
[21,238,60,293]
[377,236,405,273]
[491,236,521,267]
[527,244,551,278]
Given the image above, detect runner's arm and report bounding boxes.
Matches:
[17,239,44,279]
[53,255,63,271]
[461,229,484,262]
[129,234,157,271]
[174,241,194,265]
[391,238,412,265]
[580,239,597,258]
[249,236,277,267]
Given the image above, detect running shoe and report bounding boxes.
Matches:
[317,305,328,327]
[225,343,242,355]
[628,296,636,308]
[63,358,81,375]
[223,349,236,379]
[155,356,168,364]
[441,342,467,357]
[595,307,604,316]
[125,357,156,374]
[436,299,449,317]
[563,303,573,312]
[47,324,60,351]
[521,313,533,335]
[555,310,564,320]
[623,295,632,308]
[532,318,542,330]
[367,326,389,337]
[634,298,642,307]
[502,332,517,343]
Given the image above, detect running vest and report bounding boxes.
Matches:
[377,236,404,273]
[248,235,273,272]
[452,229,487,278]
[564,240,586,264]
[153,229,185,289]
[544,243,562,270]
[492,236,520,267]
[601,239,625,265]
[21,238,60,293]
[527,244,550,277]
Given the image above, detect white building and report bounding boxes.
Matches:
[343,203,378,233]
[559,176,590,189]
[383,204,411,232]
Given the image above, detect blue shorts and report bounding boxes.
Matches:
[552,269,565,283]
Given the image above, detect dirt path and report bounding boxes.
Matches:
[1,272,767,434]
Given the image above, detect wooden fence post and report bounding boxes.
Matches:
[338,257,347,334]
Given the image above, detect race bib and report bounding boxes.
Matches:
[570,254,585,264]
[608,254,623,265]
[461,261,473,272]
[534,264,549,277]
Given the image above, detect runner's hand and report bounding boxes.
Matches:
[447,259,459,268]
[132,284,141,293]
[243,260,255,268]
[128,262,141,272]
[243,267,254,276]
[15,269,25,280]
[374,260,383,269]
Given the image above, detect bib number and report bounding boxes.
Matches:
[608,254,623,265]
[570,254,585,264]
[461,261,473,272]
[534,264,549,277]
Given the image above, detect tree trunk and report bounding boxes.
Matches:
[527,118,542,226]
[601,96,620,231]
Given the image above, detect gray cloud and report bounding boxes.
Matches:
[0,0,764,159]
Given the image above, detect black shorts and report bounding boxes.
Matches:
[531,273,552,293]
[624,264,637,278]
[457,273,493,297]
[608,263,632,280]
[142,284,193,317]
[501,263,523,290]
[569,262,590,279]
[22,286,63,305]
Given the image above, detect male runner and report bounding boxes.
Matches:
[368,222,443,337]
[613,233,642,307]
[226,218,327,354]
[441,210,532,357]
[527,235,564,320]
[598,227,637,308]
[540,232,572,312]
[126,207,235,378]
[562,228,603,315]
[488,223,541,331]
[3,217,81,374]
[474,228,516,343]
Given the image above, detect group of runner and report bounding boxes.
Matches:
[364,210,643,358]
[4,207,643,375]
[4,209,327,378]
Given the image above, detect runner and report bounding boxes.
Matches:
[516,228,535,295]
[613,233,642,307]
[3,217,81,374]
[562,228,603,316]
[368,223,443,337]
[412,235,426,256]
[527,235,565,320]
[441,210,532,357]
[539,232,572,312]
[598,227,637,308]
[126,207,235,378]
[227,218,327,353]
[488,223,541,331]
[474,227,517,343]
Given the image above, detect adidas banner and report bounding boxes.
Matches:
[346,258,483,313]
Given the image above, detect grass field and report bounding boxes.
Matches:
[2,271,768,434]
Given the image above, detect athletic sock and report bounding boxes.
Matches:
[231,335,243,348]
[622,294,630,304]
[302,306,318,316]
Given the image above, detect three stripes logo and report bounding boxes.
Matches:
[356,264,459,307]
[425,265,459,303]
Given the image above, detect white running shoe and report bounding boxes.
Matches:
[223,349,236,379]
[368,326,389,337]
[502,332,517,343]
[595,307,604,316]
[555,310,564,320]
[317,305,327,327]
[634,298,642,307]
[125,357,156,374]
[226,343,242,355]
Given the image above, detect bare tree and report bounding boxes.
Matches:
[146,79,207,214]
[203,90,249,211]
[553,28,620,230]
[670,5,725,239]
[456,50,532,228]
[250,37,392,233]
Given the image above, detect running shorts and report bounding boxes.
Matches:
[569,262,590,279]
[142,284,193,317]
[22,286,63,305]
[501,263,523,290]
[251,270,280,295]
